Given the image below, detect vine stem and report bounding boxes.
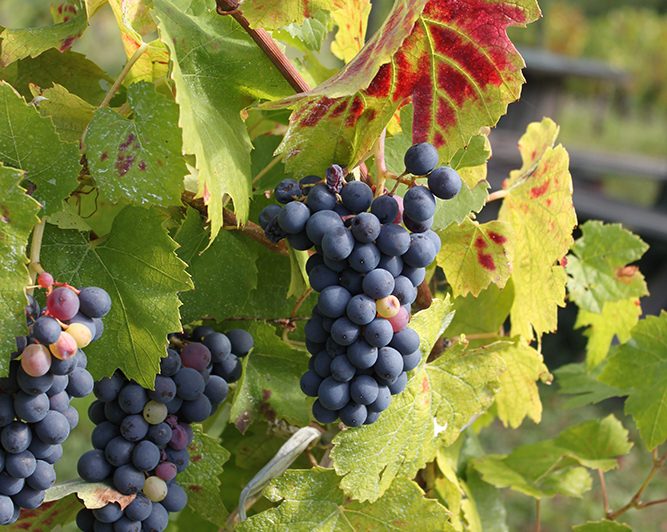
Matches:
[487,189,508,203]
[253,154,284,186]
[27,219,46,295]
[99,42,149,109]
[598,469,610,516]
[534,499,541,532]
[215,0,310,93]
[373,129,389,196]
[607,449,666,520]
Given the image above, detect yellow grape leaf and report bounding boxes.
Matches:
[330,0,372,63]
[498,118,577,339]
[437,218,512,297]
[241,0,333,30]
[576,298,641,369]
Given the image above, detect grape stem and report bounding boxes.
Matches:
[99,42,149,109]
[27,219,46,295]
[373,129,388,196]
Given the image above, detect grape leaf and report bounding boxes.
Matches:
[269,0,539,176]
[0,166,40,376]
[554,363,623,410]
[174,208,258,324]
[41,206,193,388]
[7,496,80,532]
[465,467,509,532]
[0,1,88,66]
[274,11,331,53]
[241,0,332,30]
[230,323,310,432]
[0,81,81,214]
[238,468,453,531]
[566,221,648,314]
[575,298,641,369]
[43,479,135,509]
[473,415,631,498]
[437,218,511,297]
[107,0,169,83]
[178,427,231,526]
[153,0,293,243]
[0,49,112,104]
[600,312,667,449]
[332,299,506,502]
[29,83,95,143]
[288,248,310,298]
[498,118,576,339]
[84,0,108,17]
[86,82,186,207]
[573,521,632,532]
[330,0,372,63]
[494,339,549,429]
[447,282,514,337]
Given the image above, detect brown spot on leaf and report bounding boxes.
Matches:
[138,161,147,171]
[100,152,108,161]
[616,266,639,283]
[235,411,251,434]
[530,180,550,199]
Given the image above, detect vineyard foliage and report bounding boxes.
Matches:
[0,0,664,530]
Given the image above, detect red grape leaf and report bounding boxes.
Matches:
[268,0,540,176]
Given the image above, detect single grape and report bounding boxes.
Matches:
[274,179,301,204]
[147,423,172,448]
[321,226,355,261]
[160,348,182,377]
[30,317,61,345]
[12,485,44,509]
[204,375,228,406]
[364,410,381,424]
[288,230,314,250]
[104,400,126,425]
[20,344,51,377]
[393,276,418,305]
[88,400,106,424]
[323,255,347,273]
[317,286,352,319]
[113,464,144,495]
[350,212,381,243]
[277,201,311,234]
[346,295,377,326]
[36,272,54,289]
[143,502,169,532]
[389,306,410,333]
[144,476,168,502]
[339,269,363,295]
[17,370,53,395]
[402,266,426,287]
[363,318,394,348]
[63,406,79,430]
[362,269,395,299]
[66,367,94,398]
[428,166,462,200]
[368,385,392,413]
[180,395,212,423]
[35,411,70,444]
[318,377,350,410]
[348,243,381,273]
[389,328,420,355]
[371,195,399,224]
[330,318,360,346]
[376,224,410,256]
[306,184,337,212]
[404,186,436,222]
[403,214,433,233]
[180,342,212,372]
[46,287,80,321]
[161,482,187,513]
[226,329,254,356]
[404,142,439,175]
[312,400,338,424]
[258,204,281,230]
[376,295,401,319]
[339,402,367,427]
[93,502,122,523]
[212,355,242,383]
[424,229,442,254]
[132,441,161,472]
[166,447,189,472]
[26,460,56,491]
[341,181,373,213]
[14,391,49,423]
[49,331,78,360]
[202,332,231,362]
[346,340,378,369]
[5,450,36,478]
[305,210,343,246]
[308,264,339,292]
[305,253,324,275]
[350,375,380,405]
[311,351,331,379]
[148,376,177,404]
[374,347,404,382]
[0,395,14,427]
[124,493,152,522]
[402,349,422,371]
[120,415,149,442]
[378,254,403,277]
[1,421,32,453]
[66,322,93,348]
[118,383,148,415]
[94,373,125,402]
[113,517,141,532]
[403,233,437,268]
[300,371,322,397]
[0,472,24,496]
[389,372,408,394]
[78,449,113,482]
[330,355,356,382]
[155,461,177,482]
[173,368,205,401]
[105,436,134,467]
[76,509,95,532]
[143,400,168,425]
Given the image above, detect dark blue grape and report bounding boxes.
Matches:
[404,186,436,222]
[124,493,152,522]
[404,143,438,175]
[78,287,112,318]
[330,318,360,346]
[318,377,350,410]
[389,372,408,394]
[0,494,15,525]
[93,502,122,523]
[390,328,420,355]
[305,315,328,344]
[94,373,125,402]
[403,214,433,233]
[48,375,68,396]
[118,383,148,415]
[348,243,381,273]
[306,210,343,246]
[1,421,31,453]
[374,347,403,382]
[330,355,356,382]
[105,436,134,467]
[346,295,377,326]
[300,371,322,397]
[173,368,205,401]
[162,482,187,513]
[180,395,212,423]
[92,421,119,450]
[339,402,367,427]
[309,265,339,293]
[30,317,61,345]
[323,255,347,273]
[143,502,168,532]
[393,276,418,305]
[14,392,49,423]
[288,230,313,251]
[428,166,462,200]
[264,216,288,243]
[104,401,126,425]
[317,286,351,318]
[204,375,228,405]
[325,338,346,358]
[112,516,140,532]
[160,349,182,377]
[403,233,437,268]
[350,212,381,243]
[311,352,331,379]
[88,400,106,424]
[147,423,172,447]
[364,410,381,424]
[17,370,53,396]
[12,485,44,509]
[305,253,324,275]
[402,350,421,372]
[131,441,160,471]
[424,229,442,254]
[5,450,36,478]
[26,460,56,490]
[78,450,112,482]
[213,355,242,383]
[274,179,301,204]
[50,356,76,376]
[371,195,399,224]
[35,411,70,444]
[113,464,144,495]
[378,254,403,277]
[202,333,231,363]
[350,375,380,405]
[368,385,391,413]
[120,415,149,442]
[321,226,355,261]
[278,201,311,234]
[362,269,395,299]
[346,340,378,369]
[76,509,94,532]
[258,204,282,229]
[166,447,190,472]
[307,184,337,212]
[148,376,176,404]
[339,269,363,295]
[0,395,13,428]
[376,224,410,256]
[341,181,373,213]
[0,472,23,496]
[402,266,426,287]
[363,319,394,348]
[312,400,337,423]
[227,329,254,356]
[67,367,94,398]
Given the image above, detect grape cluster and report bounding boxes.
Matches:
[0,273,111,525]
[76,326,253,532]
[258,143,462,427]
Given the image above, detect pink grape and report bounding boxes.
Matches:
[393,195,404,224]
[21,344,52,377]
[168,424,189,450]
[37,272,54,289]
[155,462,177,482]
[388,306,410,333]
[50,331,78,360]
[47,287,80,320]
[376,295,401,319]
[180,342,211,372]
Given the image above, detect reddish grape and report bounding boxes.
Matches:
[155,461,177,482]
[47,287,80,320]
[37,272,54,289]
[388,307,410,333]
[180,343,211,372]
[392,195,404,224]
[21,344,52,377]
[50,332,78,360]
[168,424,188,450]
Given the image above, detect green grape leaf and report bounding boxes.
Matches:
[29,83,95,143]
[41,206,193,388]
[437,218,511,297]
[0,49,112,104]
[268,0,539,176]
[6,496,80,532]
[0,1,88,66]
[465,467,509,532]
[178,427,231,526]
[274,11,331,53]
[494,339,550,429]
[498,118,577,340]
[153,0,293,243]
[230,323,310,432]
[600,312,667,449]
[331,299,506,502]
[288,248,310,298]
[575,298,641,368]
[238,468,453,531]
[330,0,372,63]
[447,282,514,337]
[566,221,648,314]
[86,82,186,207]
[0,81,80,214]
[572,521,632,532]
[473,415,631,498]
[554,363,623,409]
[0,166,41,376]
[174,208,259,324]
[84,0,108,18]
[241,0,332,30]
